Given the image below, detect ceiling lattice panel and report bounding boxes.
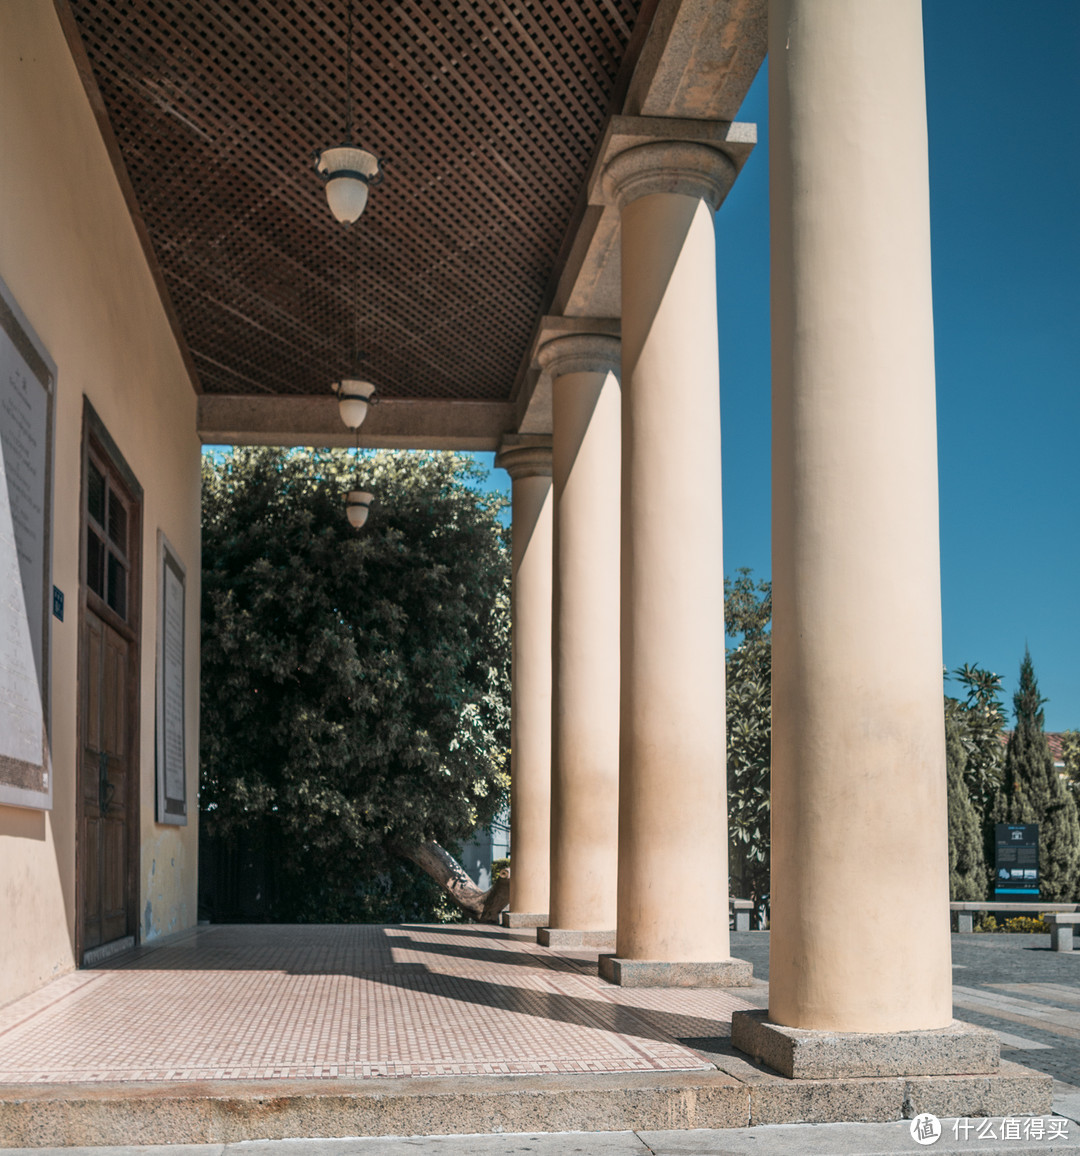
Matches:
[68,0,641,399]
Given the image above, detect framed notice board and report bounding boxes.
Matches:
[994,823,1039,898]
[155,532,187,824]
[0,276,56,810]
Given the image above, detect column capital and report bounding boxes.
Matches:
[601,141,736,212]
[537,333,621,383]
[496,436,553,479]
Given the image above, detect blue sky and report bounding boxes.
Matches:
[476,2,1080,731]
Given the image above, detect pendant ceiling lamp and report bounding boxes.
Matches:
[332,376,377,430]
[335,266,376,524]
[340,395,374,529]
[314,0,384,224]
[345,487,374,529]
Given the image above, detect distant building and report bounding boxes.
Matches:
[1001,732,1073,780]
[458,810,511,892]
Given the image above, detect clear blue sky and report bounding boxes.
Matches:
[476,1,1080,731]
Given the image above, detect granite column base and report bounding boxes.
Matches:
[598,955,753,988]
[500,911,549,930]
[537,928,617,950]
[730,1009,1000,1080]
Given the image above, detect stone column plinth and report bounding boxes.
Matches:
[495,439,553,928]
[733,0,994,1074]
[598,141,750,988]
[536,333,621,952]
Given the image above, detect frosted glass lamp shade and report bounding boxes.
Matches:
[315,145,382,224]
[327,178,369,224]
[334,378,377,429]
[346,490,374,529]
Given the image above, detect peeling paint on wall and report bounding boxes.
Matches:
[142,833,192,941]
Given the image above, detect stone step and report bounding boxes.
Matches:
[0,1063,1052,1148]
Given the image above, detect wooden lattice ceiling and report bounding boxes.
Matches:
[66,0,643,401]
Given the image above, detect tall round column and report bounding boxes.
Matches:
[495,441,553,926]
[538,334,621,948]
[768,0,951,1031]
[599,143,749,985]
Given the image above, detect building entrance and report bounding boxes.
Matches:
[77,418,142,961]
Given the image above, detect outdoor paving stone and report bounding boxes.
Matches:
[9,1117,1080,1156]
[949,935,1080,1091]
[230,1133,651,1154]
[638,1116,1080,1153]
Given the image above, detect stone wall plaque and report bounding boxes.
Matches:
[155,532,187,824]
[0,277,55,811]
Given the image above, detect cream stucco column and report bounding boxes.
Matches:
[597,142,750,987]
[495,439,553,928]
[536,333,621,950]
[746,0,957,1047]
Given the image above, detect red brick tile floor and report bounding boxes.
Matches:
[0,925,764,1084]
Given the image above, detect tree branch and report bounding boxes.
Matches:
[396,840,509,923]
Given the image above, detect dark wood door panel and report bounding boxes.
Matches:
[102,811,127,941]
[84,614,102,752]
[77,424,142,964]
[82,814,102,950]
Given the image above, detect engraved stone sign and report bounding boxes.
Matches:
[156,533,187,823]
[0,278,54,810]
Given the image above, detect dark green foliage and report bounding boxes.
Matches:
[725,569,771,913]
[945,664,1006,892]
[200,448,510,921]
[1064,731,1080,808]
[991,650,1080,902]
[950,664,1007,815]
[944,699,987,900]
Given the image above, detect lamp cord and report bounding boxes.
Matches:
[351,212,360,367]
[345,0,354,142]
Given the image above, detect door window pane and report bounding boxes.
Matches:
[107,552,127,620]
[108,491,127,553]
[87,529,106,598]
[88,461,106,527]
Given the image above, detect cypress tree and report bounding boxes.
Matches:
[945,700,987,900]
[992,650,1080,902]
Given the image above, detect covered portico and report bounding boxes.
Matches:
[0,0,1053,1129]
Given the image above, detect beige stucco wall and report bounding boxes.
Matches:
[0,1,201,1004]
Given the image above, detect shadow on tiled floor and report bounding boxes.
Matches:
[0,924,759,1083]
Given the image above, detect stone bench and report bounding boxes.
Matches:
[950,901,1080,935]
[730,897,754,932]
[1044,913,1080,952]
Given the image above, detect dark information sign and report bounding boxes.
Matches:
[994,823,1039,899]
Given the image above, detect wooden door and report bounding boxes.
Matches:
[80,610,131,948]
[77,431,141,959]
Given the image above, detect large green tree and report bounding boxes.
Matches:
[991,650,1080,902]
[1064,731,1080,810]
[944,663,1005,896]
[200,447,511,921]
[944,697,987,901]
[725,569,771,913]
[950,664,1007,816]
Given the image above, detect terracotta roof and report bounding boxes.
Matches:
[1001,732,1071,762]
